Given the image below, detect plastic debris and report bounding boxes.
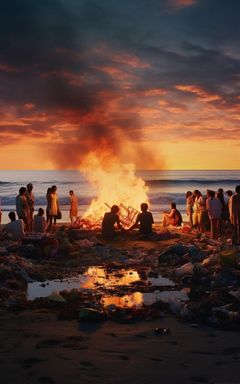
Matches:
[202,253,220,267]
[175,262,194,277]
[220,248,238,267]
[78,307,107,321]
[154,327,170,335]
[47,292,66,303]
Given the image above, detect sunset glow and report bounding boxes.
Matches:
[0,0,239,170]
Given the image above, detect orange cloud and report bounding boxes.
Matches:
[93,65,129,78]
[24,103,35,110]
[144,89,167,96]
[169,0,198,8]
[175,84,222,102]
[110,53,150,69]
[0,63,20,73]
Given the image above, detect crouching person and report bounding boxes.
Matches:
[2,211,25,241]
[102,205,122,239]
[129,203,154,237]
[162,202,182,227]
[33,208,46,233]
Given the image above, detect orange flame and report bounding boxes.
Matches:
[81,152,149,228]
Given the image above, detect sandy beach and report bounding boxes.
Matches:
[0,224,240,383]
[1,309,240,384]
[1,0,240,381]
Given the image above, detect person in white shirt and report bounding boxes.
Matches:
[206,190,222,239]
[33,208,46,233]
[3,211,25,241]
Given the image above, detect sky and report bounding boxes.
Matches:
[0,0,239,170]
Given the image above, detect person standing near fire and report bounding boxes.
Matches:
[16,187,29,231]
[47,185,60,231]
[0,198,2,225]
[206,190,222,239]
[26,183,35,231]
[229,185,240,245]
[192,190,206,232]
[69,190,78,225]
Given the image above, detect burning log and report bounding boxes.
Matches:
[72,203,140,230]
[105,203,139,229]
[118,203,139,229]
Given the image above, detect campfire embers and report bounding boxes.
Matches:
[75,154,149,230]
[73,203,139,230]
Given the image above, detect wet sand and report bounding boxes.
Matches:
[1,308,240,384]
[1,225,240,383]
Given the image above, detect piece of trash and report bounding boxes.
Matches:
[47,292,66,303]
[78,307,107,321]
[154,327,170,335]
[220,248,238,267]
[175,262,194,277]
[202,253,220,267]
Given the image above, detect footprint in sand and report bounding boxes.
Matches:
[223,346,240,355]
[66,335,87,342]
[150,357,163,362]
[80,361,94,367]
[35,339,62,349]
[38,377,56,384]
[119,355,129,360]
[62,343,88,350]
[190,377,209,383]
[22,357,42,369]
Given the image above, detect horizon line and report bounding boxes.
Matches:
[1,169,240,172]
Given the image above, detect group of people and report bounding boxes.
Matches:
[2,182,240,245]
[102,203,154,239]
[185,187,240,243]
[102,185,240,244]
[2,184,78,241]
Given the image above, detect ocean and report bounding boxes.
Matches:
[0,170,239,224]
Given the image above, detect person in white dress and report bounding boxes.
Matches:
[47,185,59,231]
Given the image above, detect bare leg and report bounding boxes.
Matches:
[47,216,53,232]
[189,212,193,227]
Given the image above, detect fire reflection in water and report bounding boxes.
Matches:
[102,290,189,309]
[102,292,143,308]
[80,267,140,289]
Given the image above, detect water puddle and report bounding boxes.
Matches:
[102,290,189,309]
[27,266,177,302]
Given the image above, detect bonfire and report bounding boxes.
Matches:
[76,153,149,230]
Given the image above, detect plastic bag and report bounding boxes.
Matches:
[56,210,62,220]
